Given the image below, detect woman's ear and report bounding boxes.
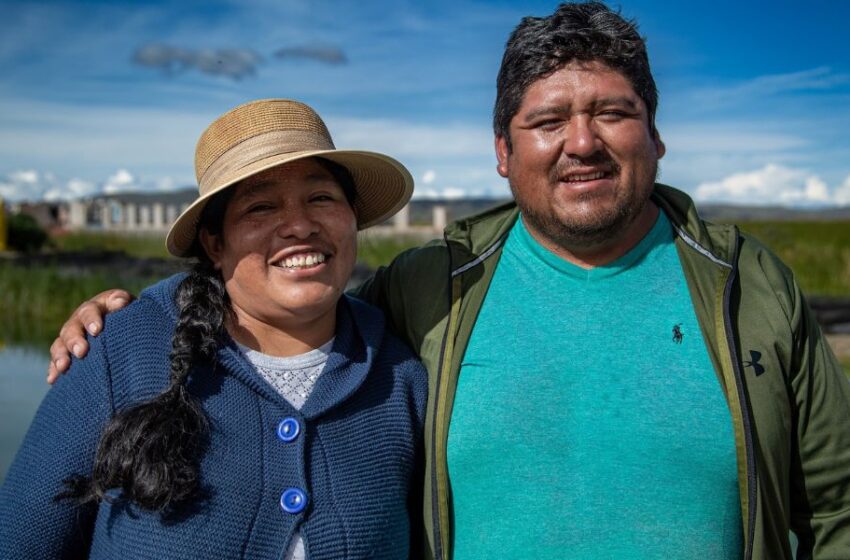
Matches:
[198,229,223,270]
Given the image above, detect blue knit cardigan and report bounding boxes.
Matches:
[0,274,428,559]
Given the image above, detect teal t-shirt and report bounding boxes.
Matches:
[447,212,742,559]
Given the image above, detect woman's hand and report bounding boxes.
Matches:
[47,289,135,383]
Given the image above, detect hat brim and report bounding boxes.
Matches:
[166,149,413,257]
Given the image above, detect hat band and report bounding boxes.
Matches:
[199,130,336,194]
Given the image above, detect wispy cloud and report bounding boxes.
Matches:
[690,67,849,106]
[132,44,263,80]
[331,117,492,158]
[274,45,347,65]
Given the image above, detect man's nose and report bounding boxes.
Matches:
[561,115,599,158]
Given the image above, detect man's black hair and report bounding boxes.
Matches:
[493,1,659,150]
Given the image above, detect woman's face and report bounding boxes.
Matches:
[199,158,357,332]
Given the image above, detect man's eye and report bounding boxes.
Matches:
[597,110,629,121]
[534,119,563,130]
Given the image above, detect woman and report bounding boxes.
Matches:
[0,99,427,559]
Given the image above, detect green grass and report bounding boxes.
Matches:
[356,232,427,269]
[0,264,160,347]
[51,231,171,259]
[51,231,429,269]
[733,221,850,296]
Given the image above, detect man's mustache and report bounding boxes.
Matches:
[549,153,621,182]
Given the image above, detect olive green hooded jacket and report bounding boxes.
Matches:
[355,184,850,560]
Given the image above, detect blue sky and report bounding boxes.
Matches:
[1,0,849,206]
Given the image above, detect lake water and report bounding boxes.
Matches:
[0,344,50,482]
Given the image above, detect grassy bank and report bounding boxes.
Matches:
[0,264,162,348]
[734,221,850,296]
[53,231,429,269]
[52,231,171,259]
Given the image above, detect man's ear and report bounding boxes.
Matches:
[495,135,510,178]
[653,129,666,159]
[198,229,223,270]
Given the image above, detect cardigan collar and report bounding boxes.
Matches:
[219,295,384,419]
[143,276,384,419]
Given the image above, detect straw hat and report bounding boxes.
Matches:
[166,98,414,257]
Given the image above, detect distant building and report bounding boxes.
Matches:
[13,190,509,237]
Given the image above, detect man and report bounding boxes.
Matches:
[49,3,850,558]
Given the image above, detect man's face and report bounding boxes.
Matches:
[496,60,665,256]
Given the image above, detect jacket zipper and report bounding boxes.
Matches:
[720,228,757,560]
[428,232,456,560]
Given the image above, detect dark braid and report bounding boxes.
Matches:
[59,220,231,511]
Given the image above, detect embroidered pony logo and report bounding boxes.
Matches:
[672,323,683,344]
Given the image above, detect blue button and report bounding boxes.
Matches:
[280,488,307,514]
[277,418,300,443]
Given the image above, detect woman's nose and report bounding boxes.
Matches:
[275,206,319,239]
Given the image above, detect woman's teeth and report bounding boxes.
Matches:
[281,253,326,269]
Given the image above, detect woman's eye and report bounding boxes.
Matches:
[246,203,274,213]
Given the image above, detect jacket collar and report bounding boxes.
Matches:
[442,183,737,274]
[651,184,736,268]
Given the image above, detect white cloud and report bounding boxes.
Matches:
[0,170,60,201]
[694,164,847,206]
[834,175,850,206]
[10,170,39,183]
[421,170,436,184]
[103,169,137,194]
[44,179,96,201]
[0,168,186,202]
[414,187,469,200]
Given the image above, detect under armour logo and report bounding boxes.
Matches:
[743,350,765,376]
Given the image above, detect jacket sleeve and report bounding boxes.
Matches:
[351,251,410,316]
[0,333,115,558]
[352,247,419,347]
[786,281,850,557]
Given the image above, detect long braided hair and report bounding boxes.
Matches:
[59,191,233,511]
[60,157,357,512]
